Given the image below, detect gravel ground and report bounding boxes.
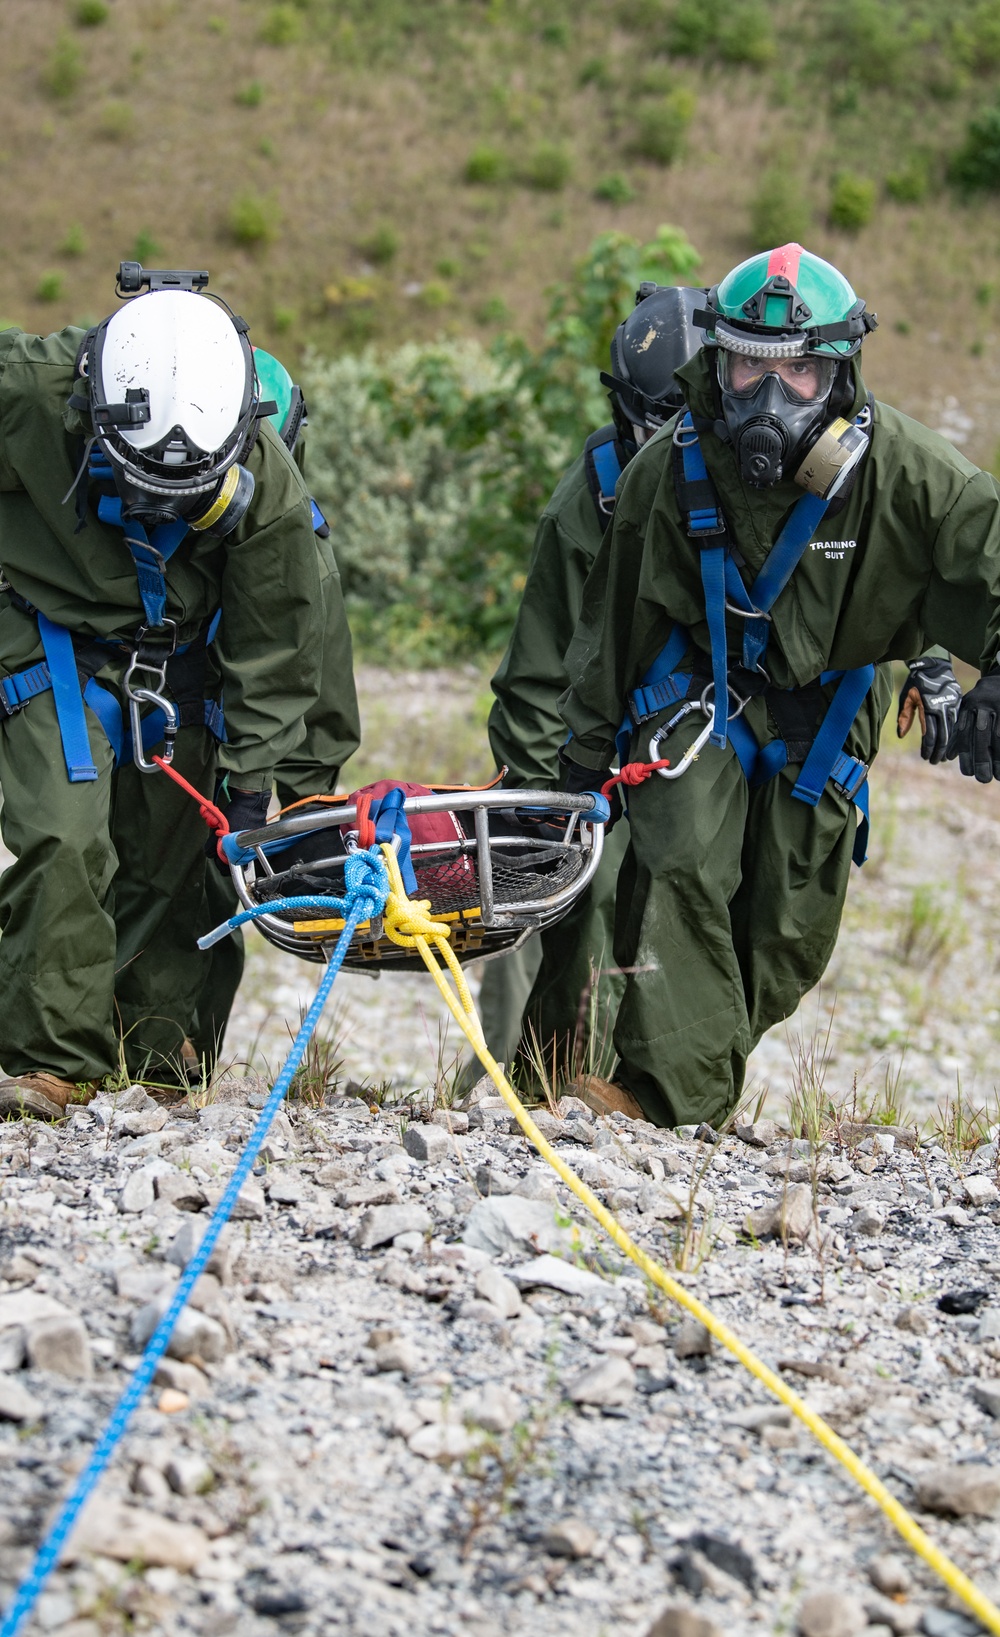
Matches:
[2,1082,1000,1637]
[5,685,1000,1636]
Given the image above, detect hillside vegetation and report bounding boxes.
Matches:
[6,0,1000,651]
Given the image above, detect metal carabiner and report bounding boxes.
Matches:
[648,683,747,781]
[123,650,179,773]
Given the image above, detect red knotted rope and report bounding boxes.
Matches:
[600,759,671,798]
[151,754,231,861]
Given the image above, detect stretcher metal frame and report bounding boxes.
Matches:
[227,789,606,971]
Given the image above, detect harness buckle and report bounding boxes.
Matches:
[724,599,772,622]
[831,758,868,801]
[133,618,178,661]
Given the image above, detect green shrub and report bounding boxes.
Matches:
[464,145,508,185]
[540,20,569,46]
[36,272,63,302]
[718,4,775,67]
[822,0,911,90]
[748,170,811,250]
[228,193,279,246]
[885,162,930,203]
[130,228,163,263]
[272,304,296,333]
[97,100,134,140]
[235,80,264,107]
[950,102,1000,192]
[474,296,511,326]
[41,34,83,98]
[829,172,876,231]
[967,1,1000,71]
[667,0,719,56]
[419,281,450,309]
[303,224,701,659]
[60,222,86,257]
[436,257,459,278]
[593,173,635,204]
[260,4,302,46]
[523,142,572,191]
[630,89,696,165]
[74,0,109,23]
[578,56,613,89]
[358,224,400,265]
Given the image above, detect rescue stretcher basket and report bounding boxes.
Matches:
[227,789,606,971]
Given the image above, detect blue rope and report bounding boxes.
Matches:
[0,846,389,1637]
[197,893,368,951]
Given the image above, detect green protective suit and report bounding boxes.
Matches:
[485,437,630,1075]
[193,466,362,1069]
[562,351,1000,1127]
[0,324,328,1084]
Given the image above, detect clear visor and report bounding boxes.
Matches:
[719,348,837,404]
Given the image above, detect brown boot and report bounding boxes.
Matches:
[0,1071,93,1121]
[570,1073,646,1122]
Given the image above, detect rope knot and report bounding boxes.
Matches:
[344,845,390,918]
[601,758,671,797]
[383,894,452,948]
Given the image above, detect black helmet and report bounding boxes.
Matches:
[601,284,705,435]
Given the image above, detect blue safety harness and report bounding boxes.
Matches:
[620,411,874,865]
[583,425,626,536]
[0,448,224,780]
[0,451,329,784]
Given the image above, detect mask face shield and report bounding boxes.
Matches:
[718,349,837,405]
[715,334,839,487]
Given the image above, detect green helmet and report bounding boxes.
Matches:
[252,346,306,454]
[701,243,876,361]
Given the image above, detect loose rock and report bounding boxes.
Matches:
[356,1202,433,1249]
[474,1264,522,1318]
[567,1355,635,1407]
[0,1373,43,1421]
[65,1500,209,1569]
[26,1313,92,1380]
[404,1123,451,1164]
[797,1589,868,1637]
[540,1516,598,1558]
[915,1463,1000,1518]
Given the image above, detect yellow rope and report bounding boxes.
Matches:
[378,843,1000,1632]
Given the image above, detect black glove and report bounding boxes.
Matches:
[558,750,622,830]
[946,669,1000,783]
[206,787,272,874]
[897,657,962,764]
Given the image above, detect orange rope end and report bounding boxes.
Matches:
[151,754,231,860]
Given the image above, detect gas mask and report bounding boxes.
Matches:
[716,345,868,499]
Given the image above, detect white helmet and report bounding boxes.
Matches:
[80,284,260,535]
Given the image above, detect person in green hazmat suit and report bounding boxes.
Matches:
[559,243,997,1129]
[0,265,350,1118]
[189,347,361,1073]
[478,285,707,1079]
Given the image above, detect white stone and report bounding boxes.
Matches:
[64,1500,209,1569]
[459,1382,521,1434]
[27,1314,92,1380]
[403,1123,451,1164]
[508,1253,609,1299]
[541,1516,598,1558]
[474,1265,523,1318]
[374,1338,421,1375]
[462,1195,584,1258]
[407,1422,473,1460]
[916,1463,1000,1517]
[964,1174,999,1208]
[165,1452,213,1496]
[797,1590,868,1637]
[130,1297,228,1363]
[567,1355,635,1407]
[356,1202,433,1249]
[0,1373,43,1421]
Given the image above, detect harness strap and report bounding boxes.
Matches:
[792,664,875,806]
[95,490,189,631]
[36,614,98,782]
[583,426,625,534]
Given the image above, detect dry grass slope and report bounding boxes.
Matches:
[2,0,1000,462]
